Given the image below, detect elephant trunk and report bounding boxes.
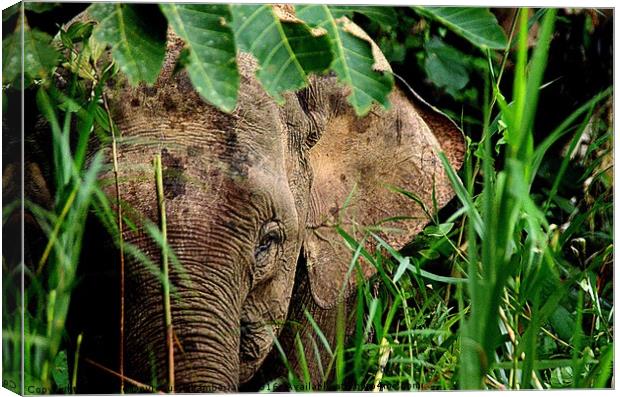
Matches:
[125,248,243,393]
[172,302,241,393]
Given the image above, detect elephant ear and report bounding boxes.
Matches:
[303,78,465,309]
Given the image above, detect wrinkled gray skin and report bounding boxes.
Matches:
[97,32,464,392]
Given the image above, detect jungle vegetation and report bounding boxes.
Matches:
[2,2,613,393]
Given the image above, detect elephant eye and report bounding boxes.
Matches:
[254,221,284,259]
[255,233,276,255]
[252,221,285,286]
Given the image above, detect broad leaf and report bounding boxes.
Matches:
[2,3,20,22]
[393,256,410,283]
[3,3,61,30]
[161,4,239,112]
[25,2,59,14]
[2,32,21,85]
[424,37,470,97]
[230,4,332,104]
[330,6,397,26]
[548,305,576,341]
[89,3,166,85]
[51,350,69,390]
[4,12,59,87]
[424,222,455,237]
[60,21,95,47]
[23,28,60,85]
[413,7,507,50]
[296,5,393,115]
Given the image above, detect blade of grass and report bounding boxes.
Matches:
[84,358,161,393]
[571,289,585,388]
[143,222,194,296]
[530,88,611,182]
[303,309,333,357]
[35,185,78,275]
[334,298,345,390]
[353,280,364,385]
[542,106,595,213]
[294,333,312,390]
[309,336,325,383]
[591,344,613,388]
[35,87,73,191]
[334,226,400,299]
[154,153,174,392]
[71,333,83,393]
[102,93,127,393]
[508,9,528,155]
[438,152,484,238]
[520,288,541,388]
[369,232,466,285]
[518,9,556,167]
[268,328,300,391]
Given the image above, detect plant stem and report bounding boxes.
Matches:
[35,185,79,275]
[155,153,175,392]
[71,333,83,393]
[84,358,162,394]
[102,94,126,394]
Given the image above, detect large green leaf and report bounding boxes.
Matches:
[2,3,20,22]
[413,7,507,50]
[161,4,239,112]
[2,3,58,24]
[329,6,397,26]
[296,5,393,115]
[25,2,59,14]
[3,10,59,87]
[230,5,332,104]
[2,32,21,85]
[23,28,60,85]
[424,37,470,98]
[89,3,167,85]
[51,350,69,390]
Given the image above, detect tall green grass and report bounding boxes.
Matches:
[452,9,559,389]
[18,72,113,394]
[2,17,198,392]
[2,21,122,392]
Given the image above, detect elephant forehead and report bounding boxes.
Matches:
[113,105,281,147]
[99,133,295,228]
[108,107,288,173]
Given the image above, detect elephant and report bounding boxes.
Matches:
[68,18,465,393]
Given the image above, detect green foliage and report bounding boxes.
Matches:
[413,7,508,50]
[2,11,125,391]
[2,10,60,87]
[330,6,398,26]
[230,5,333,104]
[34,83,105,390]
[297,5,394,115]
[89,3,167,85]
[423,37,470,97]
[361,8,493,108]
[160,4,239,112]
[51,350,69,390]
[453,11,560,388]
[23,28,60,85]
[81,4,394,115]
[2,5,612,393]
[3,2,59,22]
[2,3,19,22]
[24,2,59,14]
[2,30,21,85]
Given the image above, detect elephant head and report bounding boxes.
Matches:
[97,28,464,392]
